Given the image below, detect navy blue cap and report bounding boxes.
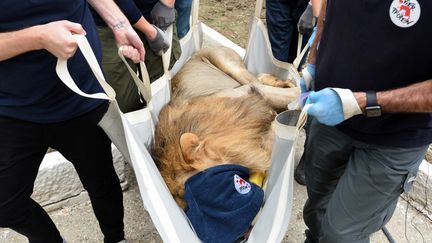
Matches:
[185,164,264,243]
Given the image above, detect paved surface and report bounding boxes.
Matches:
[1,158,432,243]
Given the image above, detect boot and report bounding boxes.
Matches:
[294,153,306,185]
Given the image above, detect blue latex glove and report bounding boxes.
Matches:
[300,63,315,93]
[306,88,344,126]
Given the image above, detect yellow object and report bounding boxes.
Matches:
[250,172,266,188]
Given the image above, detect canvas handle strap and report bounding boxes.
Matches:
[117,47,152,104]
[161,25,173,74]
[293,35,309,69]
[296,104,311,132]
[56,35,115,101]
[191,0,200,27]
[254,0,264,18]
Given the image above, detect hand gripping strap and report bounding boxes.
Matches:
[117,47,152,104]
[56,35,116,101]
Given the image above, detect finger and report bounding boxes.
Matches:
[121,46,141,63]
[64,21,86,35]
[137,43,145,61]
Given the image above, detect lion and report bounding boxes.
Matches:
[152,46,299,208]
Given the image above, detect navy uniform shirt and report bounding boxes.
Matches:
[315,0,432,147]
[0,0,104,123]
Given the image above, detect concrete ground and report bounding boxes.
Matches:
[1,160,432,243]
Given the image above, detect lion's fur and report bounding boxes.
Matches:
[152,46,298,208]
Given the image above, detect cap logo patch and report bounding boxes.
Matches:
[390,0,421,28]
[234,174,251,194]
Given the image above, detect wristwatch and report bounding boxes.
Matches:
[365,91,382,117]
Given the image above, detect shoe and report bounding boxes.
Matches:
[118,240,128,243]
[294,154,306,185]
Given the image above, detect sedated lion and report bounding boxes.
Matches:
[152,46,299,209]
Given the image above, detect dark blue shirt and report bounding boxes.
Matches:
[315,0,432,147]
[0,0,104,123]
[92,0,159,26]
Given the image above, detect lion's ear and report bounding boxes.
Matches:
[180,133,200,163]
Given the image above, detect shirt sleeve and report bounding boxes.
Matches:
[115,0,142,25]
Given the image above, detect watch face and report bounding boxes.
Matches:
[365,106,382,117]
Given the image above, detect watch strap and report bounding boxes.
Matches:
[366,90,378,107]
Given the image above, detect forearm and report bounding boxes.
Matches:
[307,0,326,64]
[134,17,158,40]
[88,0,130,30]
[310,0,323,17]
[0,27,42,61]
[353,79,432,113]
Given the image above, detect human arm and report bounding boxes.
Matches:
[307,0,326,65]
[0,21,86,61]
[299,0,326,93]
[310,0,323,17]
[114,0,170,55]
[88,0,145,62]
[133,17,170,55]
[306,79,432,126]
[353,79,432,113]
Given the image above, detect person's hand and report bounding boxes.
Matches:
[37,20,86,60]
[112,21,145,62]
[300,63,315,93]
[146,25,170,56]
[151,1,175,30]
[306,88,362,126]
[298,3,316,35]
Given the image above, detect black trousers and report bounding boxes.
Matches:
[0,103,124,243]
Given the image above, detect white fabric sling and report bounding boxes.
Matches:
[55,0,309,239]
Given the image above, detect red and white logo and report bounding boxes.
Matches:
[234,174,251,194]
[390,0,421,28]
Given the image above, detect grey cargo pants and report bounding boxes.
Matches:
[303,118,428,243]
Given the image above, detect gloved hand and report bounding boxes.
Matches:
[298,3,316,35]
[300,63,315,93]
[147,25,170,56]
[306,88,362,126]
[151,1,175,31]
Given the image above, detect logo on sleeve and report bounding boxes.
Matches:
[234,174,251,194]
[390,0,421,28]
